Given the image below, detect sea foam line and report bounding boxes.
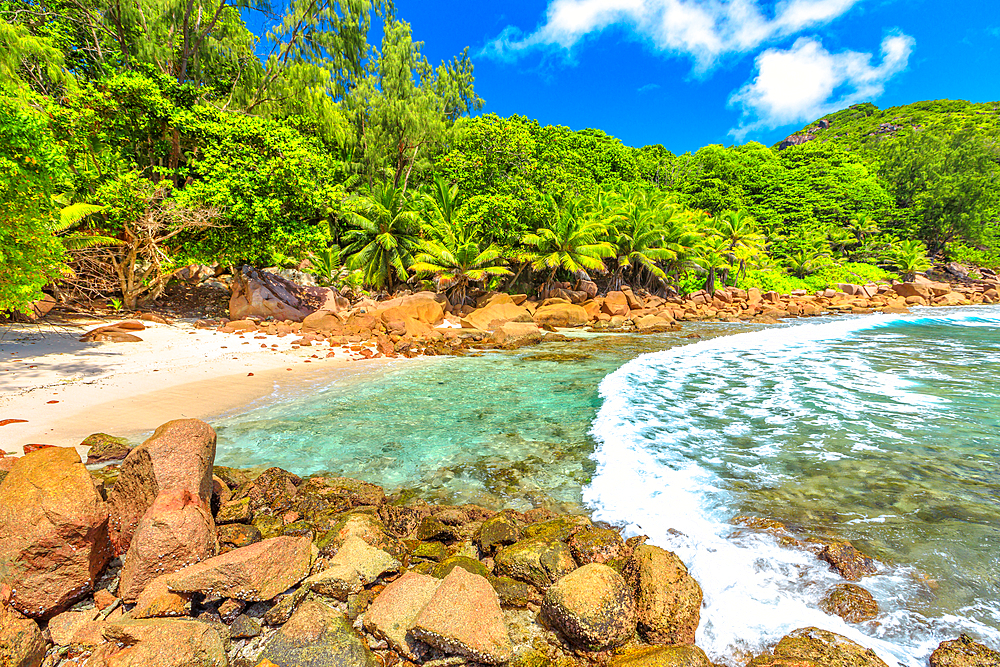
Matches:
[584,306,1000,666]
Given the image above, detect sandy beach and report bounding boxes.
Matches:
[0,319,389,458]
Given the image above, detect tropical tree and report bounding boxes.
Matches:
[714,209,763,284]
[785,246,829,279]
[607,192,674,290]
[692,235,732,294]
[521,196,614,289]
[341,182,423,291]
[411,222,510,306]
[893,239,931,281]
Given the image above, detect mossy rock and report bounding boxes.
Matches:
[488,574,542,607]
[409,561,436,576]
[253,514,285,540]
[213,465,251,490]
[522,516,592,542]
[217,523,262,553]
[820,584,878,623]
[82,433,131,463]
[568,526,625,567]
[611,645,713,667]
[415,516,458,542]
[216,497,252,524]
[431,556,490,579]
[411,541,449,562]
[281,520,315,539]
[476,512,522,555]
[315,511,405,559]
[929,635,1000,667]
[495,536,577,589]
[747,627,890,667]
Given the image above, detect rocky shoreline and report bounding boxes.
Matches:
[2,420,998,667]
[190,266,1000,360]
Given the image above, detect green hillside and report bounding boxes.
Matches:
[776,99,1000,155]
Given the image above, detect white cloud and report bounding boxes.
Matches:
[728,33,915,139]
[482,0,860,70]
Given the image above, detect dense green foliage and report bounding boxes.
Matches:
[0,95,68,313]
[1,0,997,313]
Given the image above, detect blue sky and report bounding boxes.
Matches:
[381,0,999,153]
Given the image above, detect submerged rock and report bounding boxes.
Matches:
[747,627,890,667]
[818,540,878,581]
[820,583,879,623]
[541,563,636,650]
[929,635,1000,667]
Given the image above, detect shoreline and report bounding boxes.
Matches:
[0,319,399,457]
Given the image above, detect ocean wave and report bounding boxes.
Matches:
[585,305,1000,666]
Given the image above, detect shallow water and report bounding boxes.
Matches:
[215,324,743,509]
[215,306,1000,666]
[587,306,1000,665]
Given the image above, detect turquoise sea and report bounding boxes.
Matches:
[215,305,1000,666]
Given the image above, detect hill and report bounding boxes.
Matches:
[775,99,1000,154]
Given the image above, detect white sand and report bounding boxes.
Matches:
[0,319,390,458]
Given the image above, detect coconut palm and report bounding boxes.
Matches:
[521,195,614,289]
[341,183,423,291]
[657,210,702,290]
[692,235,732,294]
[893,239,931,281]
[608,192,674,290]
[412,220,511,306]
[714,209,763,285]
[847,213,879,244]
[785,246,829,279]
[421,176,463,229]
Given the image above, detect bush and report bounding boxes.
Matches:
[0,98,67,313]
[738,269,813,294]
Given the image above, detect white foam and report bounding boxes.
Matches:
[586,307,1000,666]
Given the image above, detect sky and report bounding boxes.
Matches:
[380,0,999,153]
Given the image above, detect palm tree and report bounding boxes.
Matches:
[785,246,829,279]
[893,239,931,281]
[659,211,702,291]
[692,235,732,294]
[608,192,674,291]
[714,210,763,285]
[421,176,463,230]
[521,195,614,290]
[847,213,879,244]
[411,223,511,306]
[341,183,423,291]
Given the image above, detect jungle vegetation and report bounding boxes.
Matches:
[1,0,998,313]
